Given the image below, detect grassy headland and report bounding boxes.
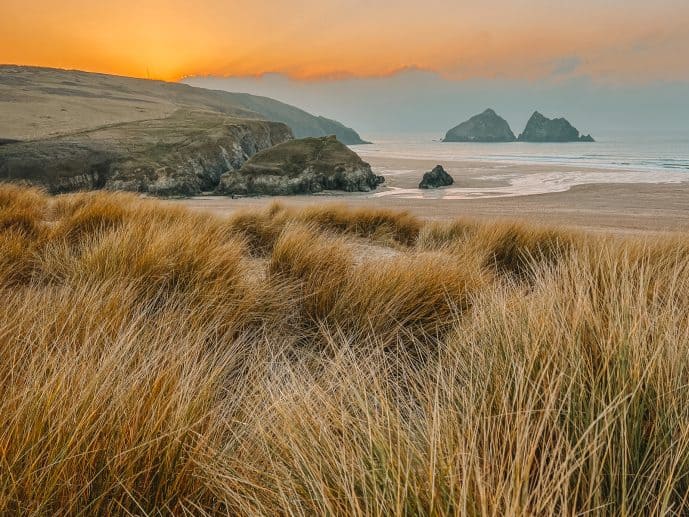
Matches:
[1,184,689,514]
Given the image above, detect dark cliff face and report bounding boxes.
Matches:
[0,111,293,196]
[518,111,595,142]
[443,109,516,142]
[217,135,384,196]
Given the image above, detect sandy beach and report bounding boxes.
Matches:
[174,155,689,235]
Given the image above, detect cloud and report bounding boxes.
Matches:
[551,56,582,77]
[4,0,688,82]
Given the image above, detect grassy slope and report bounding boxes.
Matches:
[211,91,370,144]
[0,66,367,144]
[2,184,689,514]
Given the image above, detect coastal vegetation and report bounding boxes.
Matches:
[1,184,688,514]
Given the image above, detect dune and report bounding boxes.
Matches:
[2,184,689,513]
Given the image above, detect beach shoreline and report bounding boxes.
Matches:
[172,155,689,236]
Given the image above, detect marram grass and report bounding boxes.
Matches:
[1,183,689,515]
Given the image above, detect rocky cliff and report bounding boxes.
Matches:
[518,111,594,142]
[444,109,516,142]
[0,66,374,195]
[0,111,292,196]
[419,165,454,189]
[217,136,384,196]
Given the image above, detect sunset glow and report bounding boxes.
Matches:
[2,0,688,82]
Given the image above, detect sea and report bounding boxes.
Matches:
[351,133,689,199]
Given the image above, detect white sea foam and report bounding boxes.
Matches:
[372,170,688,200]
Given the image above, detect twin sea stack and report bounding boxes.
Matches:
[444,109,594,143]
[443,109,516,142]
[518,111,595,142]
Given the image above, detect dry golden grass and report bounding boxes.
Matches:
[2,184,689,515]
[293,203,422,247]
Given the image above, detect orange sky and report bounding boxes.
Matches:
[2,0,688,82]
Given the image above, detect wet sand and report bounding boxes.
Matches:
[173,156,689,236]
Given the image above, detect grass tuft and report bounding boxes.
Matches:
[295,203,422,246]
